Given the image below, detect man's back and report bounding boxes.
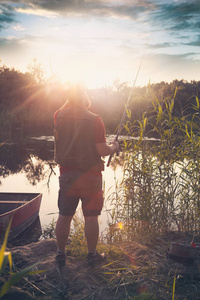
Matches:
[54,106,104,171]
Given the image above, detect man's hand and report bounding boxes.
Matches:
[111,140,119,154]
[96,140,119,156]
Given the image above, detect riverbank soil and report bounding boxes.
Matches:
[2,233,200,299]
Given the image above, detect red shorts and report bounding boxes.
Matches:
[58,170,104,216]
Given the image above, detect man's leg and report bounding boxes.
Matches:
[85,215,107,266]
[84,216,99,253]
[56,214,73,252]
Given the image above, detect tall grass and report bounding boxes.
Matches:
[108,93,200,240]
[0,218,45,297]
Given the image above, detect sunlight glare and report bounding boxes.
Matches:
[55,65,108,89]
[117,222,124,230]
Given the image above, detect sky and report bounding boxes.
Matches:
[0,0,200,88]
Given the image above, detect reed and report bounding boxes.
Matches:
[107,92,200,240]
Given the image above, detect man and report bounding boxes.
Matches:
[54,84,119,267]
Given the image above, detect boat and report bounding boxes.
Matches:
[0,192,42,238]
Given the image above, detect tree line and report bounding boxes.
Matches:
[0,61,199,141]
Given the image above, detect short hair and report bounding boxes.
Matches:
[67,83,91,109]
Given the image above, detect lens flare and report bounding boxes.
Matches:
[117,222,124,230]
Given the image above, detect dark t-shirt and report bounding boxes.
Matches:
[54,108,106,175]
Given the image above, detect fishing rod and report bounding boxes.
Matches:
[107,52,145,167]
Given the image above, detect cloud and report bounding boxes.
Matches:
[13,24,25,31]
[0,37,8,46]
[1,0,200,87]
[8,0,155,20]
[148,42,173,49]
[149,1,200,33]
[15,5,58,18]
[4,0,199,48]
[0,36,25,51]
[184,34,200,47]
[0,3,16,30]
[3,0,200,35]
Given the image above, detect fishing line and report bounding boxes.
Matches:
[107,49,146,167]
[105,48,147,234]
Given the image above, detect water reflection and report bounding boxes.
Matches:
[0,138,123,233]
[0,141,56,186]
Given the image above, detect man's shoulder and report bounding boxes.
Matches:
[83,109,100,121]
[85,109,98,117]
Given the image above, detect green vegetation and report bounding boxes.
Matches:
[0,60,200,140]
[106,92,200,241]
[0,218,45,298]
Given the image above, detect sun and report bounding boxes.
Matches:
[53,63,109,89]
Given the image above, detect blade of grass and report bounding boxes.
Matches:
[0,263,39,297]
[172,271,176,300]
[0,217,12,270]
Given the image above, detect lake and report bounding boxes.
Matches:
[0,136,123,234]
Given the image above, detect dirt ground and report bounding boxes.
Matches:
[2,233,200,300]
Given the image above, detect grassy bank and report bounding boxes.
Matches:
[3,228,200,299]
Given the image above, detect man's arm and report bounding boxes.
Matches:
[96,141,119,156]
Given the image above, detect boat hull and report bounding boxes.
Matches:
[0,193,42,238]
